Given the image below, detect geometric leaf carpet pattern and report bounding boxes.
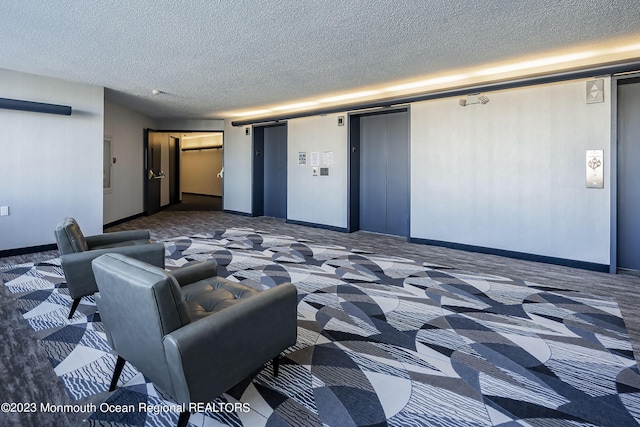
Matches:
[2,227,640,426]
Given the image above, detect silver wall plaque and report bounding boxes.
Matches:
[586,150,604,188]
[586,79,604,104]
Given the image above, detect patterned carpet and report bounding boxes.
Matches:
[2,227,640,426]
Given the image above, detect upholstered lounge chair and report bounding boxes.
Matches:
[91,253,298,427]
[54,217,165,318]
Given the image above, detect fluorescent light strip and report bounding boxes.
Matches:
[234,109,271,117]
[272,101,318,111]
[181,133,221,140]
[318,90,381,103]
[385,75,469,92]
[230,41,640,119]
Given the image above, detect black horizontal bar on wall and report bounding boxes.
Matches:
[0,97,72,116]
[181,146,222,151]
[231,59,640,127]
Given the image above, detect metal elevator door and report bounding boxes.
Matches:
[263,125,287,219]
[359,111,409,236]
[617,79,640,271]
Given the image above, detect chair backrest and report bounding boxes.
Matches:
[54,217,89,254]
[91,253,191,395]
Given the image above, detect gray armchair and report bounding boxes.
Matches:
[91,253,298,427]
[54,217,165,318]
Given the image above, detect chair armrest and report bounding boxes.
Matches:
[61,243,166,299]
[163,283,298,404]
[170,260,218,287]
[86,229,151,248]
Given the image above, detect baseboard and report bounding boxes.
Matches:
[409,237,610,273]
[104,212,145,230]
[223,209,253,217]
[286,219,349,233]
[1,212,145,257]
[0,243,57,258]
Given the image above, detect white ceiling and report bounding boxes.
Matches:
[1,0,639,120]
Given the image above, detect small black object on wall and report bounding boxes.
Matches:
[0,97,72,115]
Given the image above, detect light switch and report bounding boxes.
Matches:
[0,206,9,216]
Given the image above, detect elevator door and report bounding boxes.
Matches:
[617,79,640,271]
[359,111,409,236]
[263,125,287,219]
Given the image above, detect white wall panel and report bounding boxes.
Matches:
[103,100,155,224]
[410,78,611,264]
[287,114,348,228]
[222,122,252,213]
[0,69,104,250]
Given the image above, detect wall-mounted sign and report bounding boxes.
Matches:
[323,151,334,167]
[298,152,307,166]
[586,79,604,104]
[310,152,320,167]
[586,150,604,188]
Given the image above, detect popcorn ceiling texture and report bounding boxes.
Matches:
[0,0,639,119]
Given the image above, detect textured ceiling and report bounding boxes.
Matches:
[1,0,639,120]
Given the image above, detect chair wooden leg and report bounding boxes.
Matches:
[68,298,81,319]
[109,356,126,392]
[177,410,191,427]
[273,355,280,377]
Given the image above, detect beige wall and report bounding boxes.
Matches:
[181,135,223,196]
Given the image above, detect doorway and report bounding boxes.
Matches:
[252,123,287,218]
[349,109,409,237]
[617,77,640,272]
[144,129,163,215]
[144,130,224,214]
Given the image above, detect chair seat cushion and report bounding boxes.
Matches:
[93,239,153,250]
[182,277,260,321]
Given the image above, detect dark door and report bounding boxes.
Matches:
[144,129,162,215]
[359,110,409,236]
[263,125,287,218]
[617,79,640,271]
[169,136,180,205]
[252,127,265,216]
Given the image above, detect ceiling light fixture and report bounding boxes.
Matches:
[152,89,162,96]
